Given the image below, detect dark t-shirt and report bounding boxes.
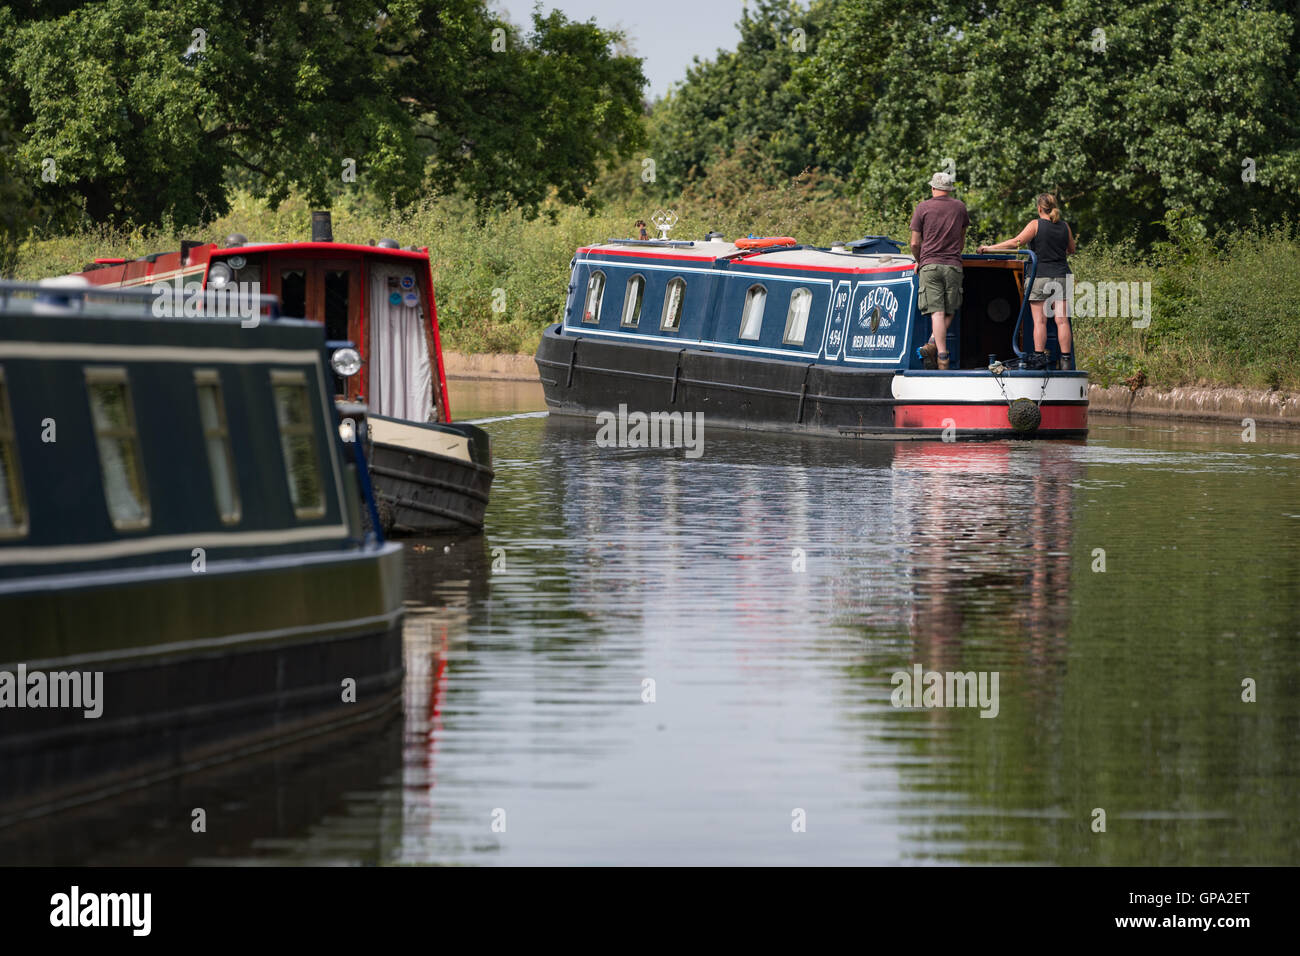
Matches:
[909,196,970,266]
[1028,217,1071,277]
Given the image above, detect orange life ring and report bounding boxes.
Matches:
[734,236,797,249]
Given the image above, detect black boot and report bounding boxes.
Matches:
[1058,352,1073,371]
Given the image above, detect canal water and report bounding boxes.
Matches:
[6,381,1299,865]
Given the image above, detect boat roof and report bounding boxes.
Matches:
[578,240,737,261]
[743,248,914,273]
[210,241,430,260]
[577,239,917,275]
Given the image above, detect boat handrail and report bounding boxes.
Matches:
[0,279,283,320]
[967,248,1032,259]
[1006,248,1038,358]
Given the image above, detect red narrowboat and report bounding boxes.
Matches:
[69,214,492,534]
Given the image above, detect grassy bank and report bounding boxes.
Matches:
[14,188,1300,391]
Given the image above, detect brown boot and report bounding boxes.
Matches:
[937,352,950,370]
[918,340,938,370]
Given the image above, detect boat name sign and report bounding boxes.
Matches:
[858,286,899,331]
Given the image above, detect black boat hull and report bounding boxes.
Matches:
[365,417,494,535]
[0,543,404,827]
[535,324,1088,439]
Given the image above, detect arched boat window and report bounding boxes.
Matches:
[661,277,686,330]
[740,284,767,340]
[622,274,645,327]
[0,369,27,538]
[195,370,241,524]
[85,367,150,530]
[271,370,326,519]
[583,270,606,324]
[784,287,813,346]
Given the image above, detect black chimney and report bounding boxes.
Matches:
[311,210,333,242]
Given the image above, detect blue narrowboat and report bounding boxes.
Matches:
[0,281,403,826]
[535,235,1089,438]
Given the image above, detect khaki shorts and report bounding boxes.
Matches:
[917,264,963,315]
[1027,275,1070,303]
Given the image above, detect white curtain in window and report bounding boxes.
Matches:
[369,264,434,422]
[740,286,766,339]
[622,276,643,326]
[786,288,812,344]
[663,279,685,328]
[584,272,605,322]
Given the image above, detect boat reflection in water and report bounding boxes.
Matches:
[0,538,491,866]
[11,397,1289,864]
[541,413,1081,650]
[869,441,1075,669]
[0,708,404,866]
[518,414,1091,863]
[181,413,1299,866]
[833,440,1082,861]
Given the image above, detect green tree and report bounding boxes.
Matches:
[0,5,42,274]
[649,0,838,192]
[796,0,1300,243]
[1,0,645,228]
[393,4,646,216]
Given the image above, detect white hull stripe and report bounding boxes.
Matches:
[892,375,1088,403]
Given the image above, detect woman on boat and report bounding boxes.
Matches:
[978,193,1075,370]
